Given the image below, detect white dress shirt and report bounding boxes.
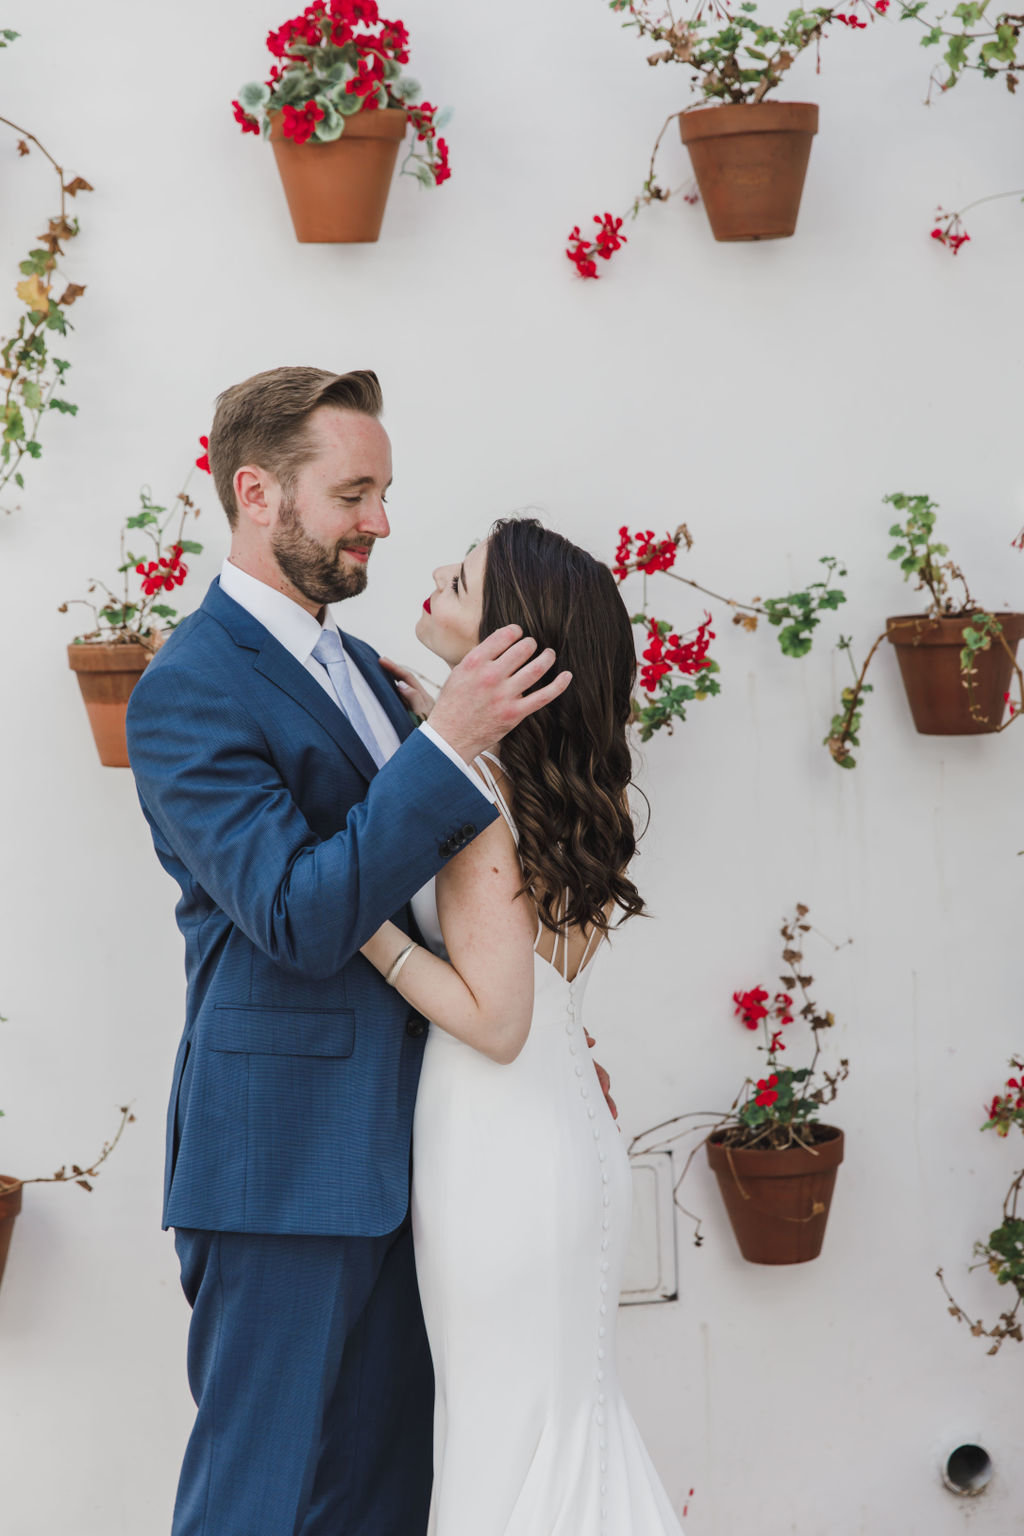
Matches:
[218,558,490,953]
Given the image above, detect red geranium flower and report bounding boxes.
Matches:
[733,986,770,1030]
[196,436,211,474]
[282,100,326,144]
[232,100,261,135]
[755,1074,779,1108]
[432,138,451,186]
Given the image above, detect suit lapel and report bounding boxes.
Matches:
[253,646,381,781]
[201,580,381,781]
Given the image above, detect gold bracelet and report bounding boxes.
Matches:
[385,942,417,988]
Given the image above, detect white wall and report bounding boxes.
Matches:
[1,1,1022,1531]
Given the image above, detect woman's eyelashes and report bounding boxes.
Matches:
[450,572,459,595]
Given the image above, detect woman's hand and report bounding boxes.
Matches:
[379,657,436,721]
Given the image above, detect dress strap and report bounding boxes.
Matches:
[576,920,601,976]
[474,753,518,846]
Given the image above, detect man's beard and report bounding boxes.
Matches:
[271,491,372,605]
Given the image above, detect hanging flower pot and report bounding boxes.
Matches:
[678,102,819,242]
[0,1179,22,1291]
[886,613,1024,735]
[268,107,408,243]
[67,641,151,767]
[232,7,452,246]
[706,1125,844,1265]
[62,464,204,767]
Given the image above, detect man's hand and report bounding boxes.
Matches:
[379,657,435,722]
[427,625,572,764]
[585,1029,618,1122]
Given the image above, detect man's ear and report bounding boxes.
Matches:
[234,465,275,528]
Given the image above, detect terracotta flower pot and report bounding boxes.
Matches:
[886,613,1024,736]
[67,641,151,768]
[269,108,407,243]
[0,1179,22,1291]
[678,101,818,242]
[706,1125,843,1264]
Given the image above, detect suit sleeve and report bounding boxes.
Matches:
[125,661,497,980]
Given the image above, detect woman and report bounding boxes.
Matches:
[360,518,684,1535]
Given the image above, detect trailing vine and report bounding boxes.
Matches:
[0,30,92,512]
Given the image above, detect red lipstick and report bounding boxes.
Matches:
[423,596,432,613]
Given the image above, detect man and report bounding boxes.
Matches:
[126,366,572,1535]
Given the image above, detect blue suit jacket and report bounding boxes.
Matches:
[126,579,496,1237]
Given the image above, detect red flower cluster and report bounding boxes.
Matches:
[732,987,795,1034]
[406,103,450,185]
[232,100,260,134]
[281,100,325,142]
[613,526,678,581]
[986,1070,1024,1134]
[268,6,326,57]
[196,436,211,474]
[566,213,628,280]
[930,216,970,255]
[640,613,714,694]
[137,546,188,597]
[755,1074,779,1108]
[267,0,392,58]
[257,2,414,123]
[834,12,868,26]
[347,48,385,103]
[874,0,890,10]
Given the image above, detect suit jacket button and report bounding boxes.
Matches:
[406,1016,427,1038]
[438,839,451,858]
[461,823,476,839]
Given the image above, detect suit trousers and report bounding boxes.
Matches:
[171,1220,433,1536]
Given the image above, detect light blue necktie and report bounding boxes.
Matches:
[312,628,386,769]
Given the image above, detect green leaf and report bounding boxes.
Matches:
[312,99,345,141]
[177,539,203,554]
[21,379,42,411]
[48,397,77,415]
[150,604,178,619]
[921,25,943,46]
[238,80,271,112]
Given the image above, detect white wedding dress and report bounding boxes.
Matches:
[411,759,685,1536]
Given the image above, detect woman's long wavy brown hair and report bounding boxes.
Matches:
[480,517,645,936]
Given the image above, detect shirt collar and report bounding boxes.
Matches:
[219,558,344,668]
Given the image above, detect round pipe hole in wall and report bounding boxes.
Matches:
[942,1445,993,1497]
